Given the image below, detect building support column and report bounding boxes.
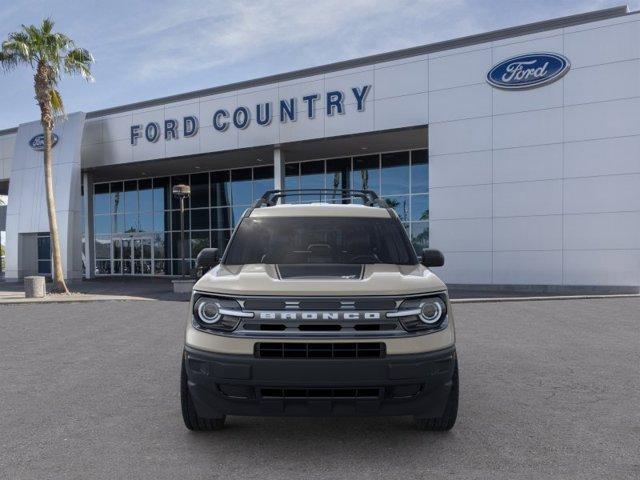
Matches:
[82,172,94,279]
[273,147,285,199]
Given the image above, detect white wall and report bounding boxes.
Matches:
[428,14,640,287]
[4,114,85,280]
[0,133,16,181]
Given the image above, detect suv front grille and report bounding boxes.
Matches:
[255,342,386,359]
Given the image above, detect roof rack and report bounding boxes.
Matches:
[253,189,390,209]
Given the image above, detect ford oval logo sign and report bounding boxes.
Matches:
[487,53,570,90]
[29,133,59,151]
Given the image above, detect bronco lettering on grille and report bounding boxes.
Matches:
[258,312,382,320]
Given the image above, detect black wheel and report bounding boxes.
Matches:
[415,361,458,431]
[181,360,226,431]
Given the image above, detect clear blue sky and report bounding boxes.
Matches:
[0,0,637,130]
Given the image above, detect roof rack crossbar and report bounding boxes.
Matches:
[254,189,389,208]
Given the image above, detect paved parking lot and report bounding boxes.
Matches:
[1,297,638,479]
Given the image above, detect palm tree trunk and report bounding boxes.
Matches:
[35,64,68,294]
[43,124,68,293]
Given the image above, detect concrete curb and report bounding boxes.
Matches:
[0,294,153,305]
[451,293,640,304]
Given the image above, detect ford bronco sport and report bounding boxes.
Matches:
[181,189,458,431]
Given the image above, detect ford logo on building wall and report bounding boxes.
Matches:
[487,53,570,90]
[29,133,59,151]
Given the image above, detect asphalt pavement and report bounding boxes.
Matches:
[0,297,638,479]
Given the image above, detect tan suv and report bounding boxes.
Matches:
[181,189,458,431]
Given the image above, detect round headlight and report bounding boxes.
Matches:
[196,298,221,324]
[419,298,445,325]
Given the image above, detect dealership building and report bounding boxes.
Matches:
[0,6,639,291]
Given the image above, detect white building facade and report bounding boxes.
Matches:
[0,6,639,291]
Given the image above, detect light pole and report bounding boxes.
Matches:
[172,184,191,278]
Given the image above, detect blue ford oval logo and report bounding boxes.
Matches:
[29,133,59,151]
[487,53,570,90]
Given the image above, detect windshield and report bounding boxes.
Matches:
[223,216,418,265]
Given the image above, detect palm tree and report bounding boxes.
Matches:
[0,18,93,293]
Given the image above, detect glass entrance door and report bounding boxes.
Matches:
[112,236,153,275]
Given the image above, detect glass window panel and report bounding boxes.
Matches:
[112,214,124,234]
[172,210,190,231]
[190,173,209,208]
[411,149,429,193]
[142,240,152,259]
[124,180,138,213]
[411,221,429,253]
[153,233,167,259]
[285,163,299,188]
[191,208,209,230]
[123,260,132,274]
[171,175,190,209]
[172,232,189,258]
[124,213,138,233]
[172,259,187,276]
[38,260,52,275]
[154,260,168,275]
[353,155,380,194]
[411,194,429,221]
[190,231,210,258]
[211,230,231,251]
[285,163,300,202]
[325,158,351,203]
[231,168,253,205]
[138,179,153,212]
[153,212,167,232]
[381,151,410,195]
[37,235,50,260]
[211,170,231,207]
[113,261,122,275]
[94,183,110,214]
[142,260,152,275]
[211,207,231,230]
[134,261,142,275]
[139,212,153,232]
[96,260,111,275]
[95,236,111,259]
[253,165,274,200]
[94,215,110,235]
[112,238,122,260]
[153,177,170,212]
[111,182,123,215]
[122,239,132,259]
[300,161,324,199]
[133,239,142,260]
[383,195,410,222]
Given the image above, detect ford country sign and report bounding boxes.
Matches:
[487,53,570,90]
[29,133,59,151]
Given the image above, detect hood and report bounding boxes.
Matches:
[193,263,446,296]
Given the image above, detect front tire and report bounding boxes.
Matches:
[181,360,226,431]
[415,361,459,431]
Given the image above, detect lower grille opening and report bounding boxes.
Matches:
[353,323,398,331]
[255,342,386,359]
[298,324,342,331]
[243,323,287,331]
[260,387,383,399]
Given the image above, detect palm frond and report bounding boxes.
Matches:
[50,88,64,116]
[64,47,94,81]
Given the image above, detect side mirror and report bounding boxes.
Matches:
[196,248,220,277]
[421,248,445,268]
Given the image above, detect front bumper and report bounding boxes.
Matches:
[184,345,456,418]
